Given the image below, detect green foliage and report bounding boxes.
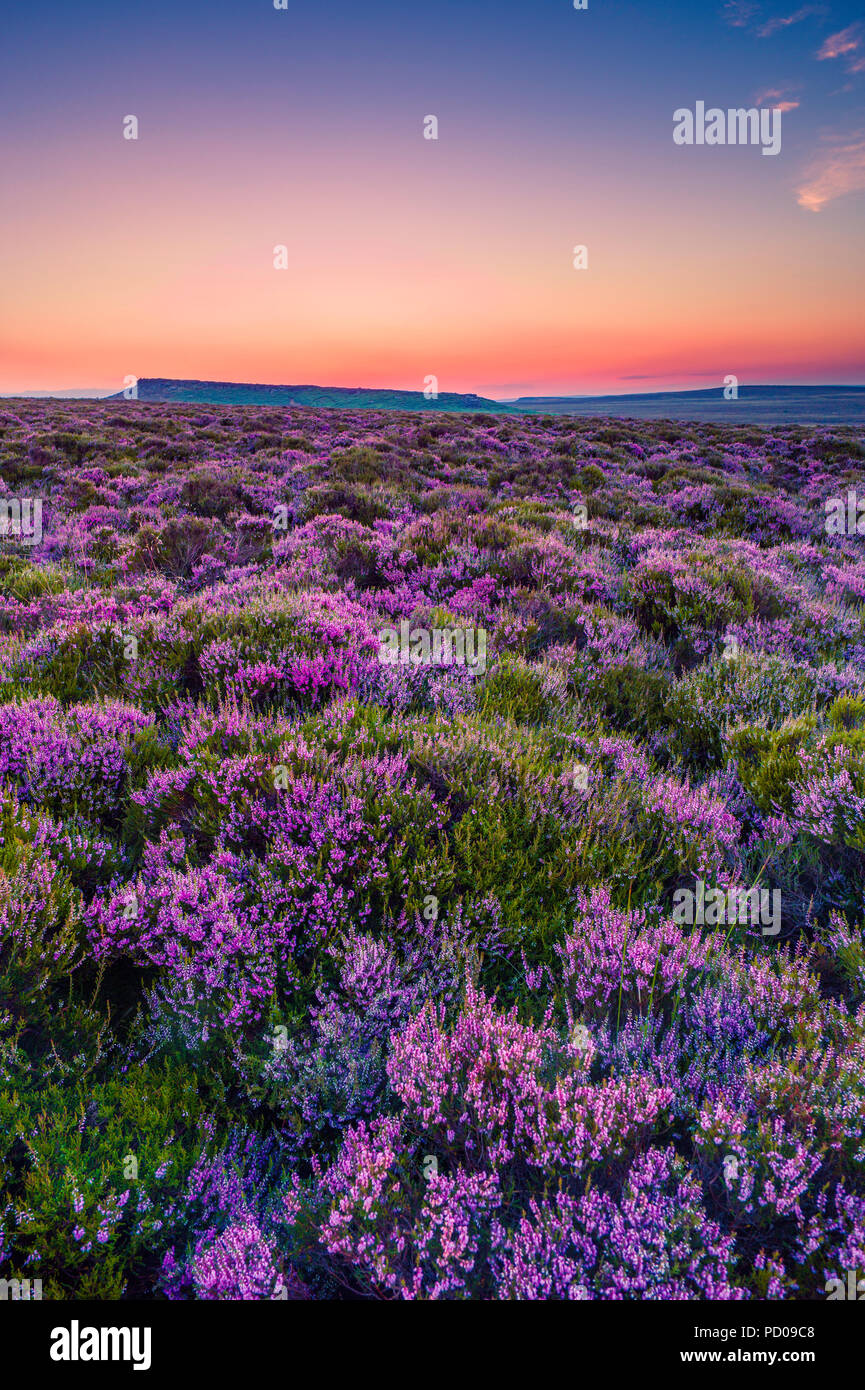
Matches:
[579,464,605,491]
[127,516,227,579]
[0,1062,206,1298]
[666,654,821,768]
[728,717,816,813]
[480,657,549,725]
[180,472,243,519]
[581,663,671,740]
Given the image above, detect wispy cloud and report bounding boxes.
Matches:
[755,86,801,111]
[816,24,862,60]
[758,7,824,39]
[722,1,760,28]
[796,134,865,210]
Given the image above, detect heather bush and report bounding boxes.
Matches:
[0,1062,205,1298]
[0,399,863,1300]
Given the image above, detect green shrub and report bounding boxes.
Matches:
[580,663,671,740]
[666,655,820,768]
[480,658,549,725]
[728,717,817,813]
[0,1062,207,1298]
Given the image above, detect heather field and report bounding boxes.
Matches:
[1,398,865,1303]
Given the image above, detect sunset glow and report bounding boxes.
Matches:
[2,0,864,396]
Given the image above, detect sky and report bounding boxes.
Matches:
[1,0,864,398]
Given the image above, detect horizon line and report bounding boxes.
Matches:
[5,379,865,404]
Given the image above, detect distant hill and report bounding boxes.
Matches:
[103,378,512,413]
[15,380,865,425]
[506,385,865,426]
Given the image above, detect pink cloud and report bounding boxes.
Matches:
[722,1,759,28]
[755,87,800,111]
[816,25,861,60]
[758,7,823,39]
[796,135,865,211]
